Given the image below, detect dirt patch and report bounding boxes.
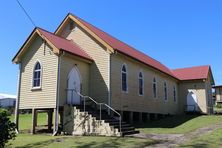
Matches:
[128,123,222,148]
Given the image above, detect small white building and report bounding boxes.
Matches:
[0,93,16,108]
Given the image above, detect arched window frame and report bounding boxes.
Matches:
[121,63,128,93]
[138,71,144,96]
[164,81,168,101]
[153,77,157,98]
[173,85,177,103]
[32,60,42,89]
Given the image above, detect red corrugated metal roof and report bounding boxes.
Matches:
[172,65,210,81]
[37,27,92,61]
[69,14,176,78]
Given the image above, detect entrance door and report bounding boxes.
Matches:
[186,90,197,111]
[67,67,81,105]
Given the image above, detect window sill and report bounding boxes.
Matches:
[31,87,42,91]
[121,91,128,94]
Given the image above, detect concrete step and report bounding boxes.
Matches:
[75,105,139,136]
[121,126,135,132]
[122,130,140,136]
[104,118,119,122]
[109,121,127,126]
[113,124,132,128]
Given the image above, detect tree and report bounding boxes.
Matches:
[0,109,16,148]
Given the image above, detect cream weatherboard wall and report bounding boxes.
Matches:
[19,36,58,109]
[178,80,208,114]
[60,21,110,104]
[110,53,179,114]
[59,54,90,106]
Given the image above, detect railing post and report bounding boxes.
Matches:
[84,96,86,112]
[71,89,122,135]
[100,104,102,123]
[119,116,121,135]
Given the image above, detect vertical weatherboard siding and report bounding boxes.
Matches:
[19,36,58,109]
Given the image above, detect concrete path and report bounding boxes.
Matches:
[128,123,222,148]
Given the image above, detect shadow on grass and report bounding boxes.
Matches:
[74,137,158,148]
[15,137,69,148]
[180,136,222,148]
[134,115,200,129]
[16,136,158,148]
[180,143,209,148]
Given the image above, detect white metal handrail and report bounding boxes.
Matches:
[102,103,122,133]
[66,89,122,134]
[102,103,121,119]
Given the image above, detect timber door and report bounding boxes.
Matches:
[67,67,81,105]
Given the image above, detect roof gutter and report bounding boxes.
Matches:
[60,49,93,63]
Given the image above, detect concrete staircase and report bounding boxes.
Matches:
[76,105,139,136]
[64,90,139,136]
[63,105,119,136]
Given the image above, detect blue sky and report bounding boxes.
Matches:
[1,0,222,95]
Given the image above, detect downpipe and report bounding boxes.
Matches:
[52,51,63,136]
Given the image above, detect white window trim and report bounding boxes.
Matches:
[173,86,177,103]
[164,81,168,102]
[31,60,43,90]
[121,63,128,93]
[138,71,144,96]
[153,77,157,99]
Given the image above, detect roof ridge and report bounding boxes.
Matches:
[69,13,175,77]
[172,65,210,71]
[36,27,93,61]
[69,13,116,48]
[70,13,133,48]
[172,65,211,81]
[70,13,165,65]
[37,27,72,42]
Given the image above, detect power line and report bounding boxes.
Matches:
[16,0,36,27]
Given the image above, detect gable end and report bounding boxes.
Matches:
[12,28,60,64]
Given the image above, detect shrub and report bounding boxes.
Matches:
[215,104,222,108]
[0,109,16,148]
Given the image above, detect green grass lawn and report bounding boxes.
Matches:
[7,134,157,148]
[10,113,48,131]
[7,113,222,147]
[180,128,222,148]
[8,113,157,147]
[135,115,222,134]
